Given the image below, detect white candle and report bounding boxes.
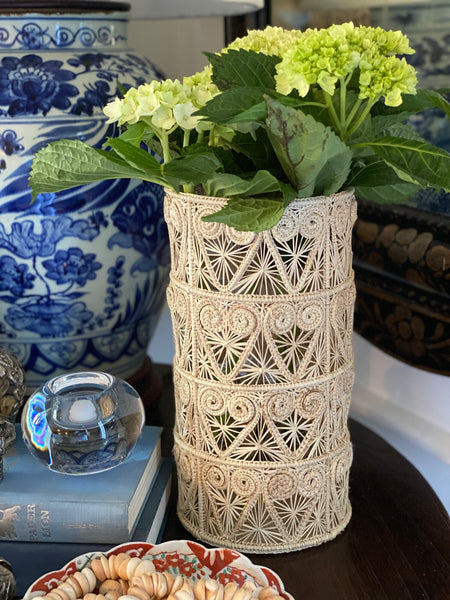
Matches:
[68,398,97,424]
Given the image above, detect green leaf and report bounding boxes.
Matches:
[109,121,150,147]
[356,136,450,191]
[29,139,163,199]
[228,128,281,171]
[372,89,450,119]
[202,196,285,232]
[356,182,421,204]
[204,169,284,198]
[265,97,351,197]
[231,100,268,124]
[105,137,165,180]
[370,112,411,137]
[164,152,221,185]
[196,87,267,124]
[314,141,352,196]
[206,49,280,90]
[347,159,403,188]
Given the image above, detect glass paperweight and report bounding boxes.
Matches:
[21,371,145,475]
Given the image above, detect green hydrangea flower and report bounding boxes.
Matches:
[275,21,417,106]
[225,25,302,57]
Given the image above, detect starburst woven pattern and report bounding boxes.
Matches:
[165,189,357,553]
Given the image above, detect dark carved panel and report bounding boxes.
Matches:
[353,200,450,375]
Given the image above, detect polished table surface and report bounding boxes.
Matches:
[9,363,450,600]
[150,364,450,600]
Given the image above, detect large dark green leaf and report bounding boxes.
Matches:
[206,49,280,90]
[347,159,404,188]
[266,97,351,197]
[164,152,221,185]
[196,87,267,124]
[105,137,165,178]
[356,182,421,204]
[29,139,165,199]
[356,136,450,191]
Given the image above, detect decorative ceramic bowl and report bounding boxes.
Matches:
[23,540,295,600]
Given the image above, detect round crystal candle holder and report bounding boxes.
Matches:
[21,372,145,475]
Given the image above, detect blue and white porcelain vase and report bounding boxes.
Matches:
[0,1,170,392]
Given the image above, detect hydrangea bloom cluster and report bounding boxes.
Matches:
[275,21,417,107]
[226,25,302,56]
[103,70,220,161]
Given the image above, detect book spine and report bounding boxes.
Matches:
[0,502,129,543]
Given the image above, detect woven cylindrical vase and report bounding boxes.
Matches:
[164,188,357,553]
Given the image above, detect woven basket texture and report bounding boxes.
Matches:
[164,188,357,553]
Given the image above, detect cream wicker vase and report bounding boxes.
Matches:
[165,188,357,553]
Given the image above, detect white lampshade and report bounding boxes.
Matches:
[128,0,264,19]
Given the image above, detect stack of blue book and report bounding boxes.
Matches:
[0,426,173,596]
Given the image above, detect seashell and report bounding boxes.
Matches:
[117,595,142,600]
[151,571,168,598]
[108,553,126,579]
[193,579,205,600]
[57,581,78,600]
[174,590,195,600]
[82,568,97,592]
[126,557,143,581]
[162,570,174,592]
[214,586,224,600]
[170,575,184,595]
[223,583,238,600]
[73,571,91,596]
[43,593,62,600]
[104,592,122,600]
[205,579,219,600]
[99,579,123,595]
[127,586,151,600]
[242,582,257,593]
[100,556,112,580]
[232,589,253,600]
[66,575,83,598]
[133,559,156,577]
[49,588,71,600]
[117,556,131,581]
[91,558,107,582]
[83,594,98,600]
[108,555,119,580]
[119,579,129,594]
[132,574,154,596]
[258,588,281,600]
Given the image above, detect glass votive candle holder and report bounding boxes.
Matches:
[21,371,145,475]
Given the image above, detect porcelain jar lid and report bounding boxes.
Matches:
[0,1,130,13]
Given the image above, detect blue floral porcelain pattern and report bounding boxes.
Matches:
[0,16,128,50]
[371,3,450,216]
[0,10,170,391]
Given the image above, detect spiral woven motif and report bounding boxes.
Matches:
[166,189,357,553]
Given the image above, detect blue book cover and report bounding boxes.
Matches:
[1,457,173,597]
[0,425,162,543]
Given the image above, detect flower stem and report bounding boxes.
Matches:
[324,91,342,136]
[339,77,347,131]
[344,97,363,131]
[160,131,171,163]
[183,129,190,148]
[346,99,376,139]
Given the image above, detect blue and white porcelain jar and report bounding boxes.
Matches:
[0,1,170,392]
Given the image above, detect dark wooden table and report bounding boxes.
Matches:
[150,364,450,600]
[9,363,450,600]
